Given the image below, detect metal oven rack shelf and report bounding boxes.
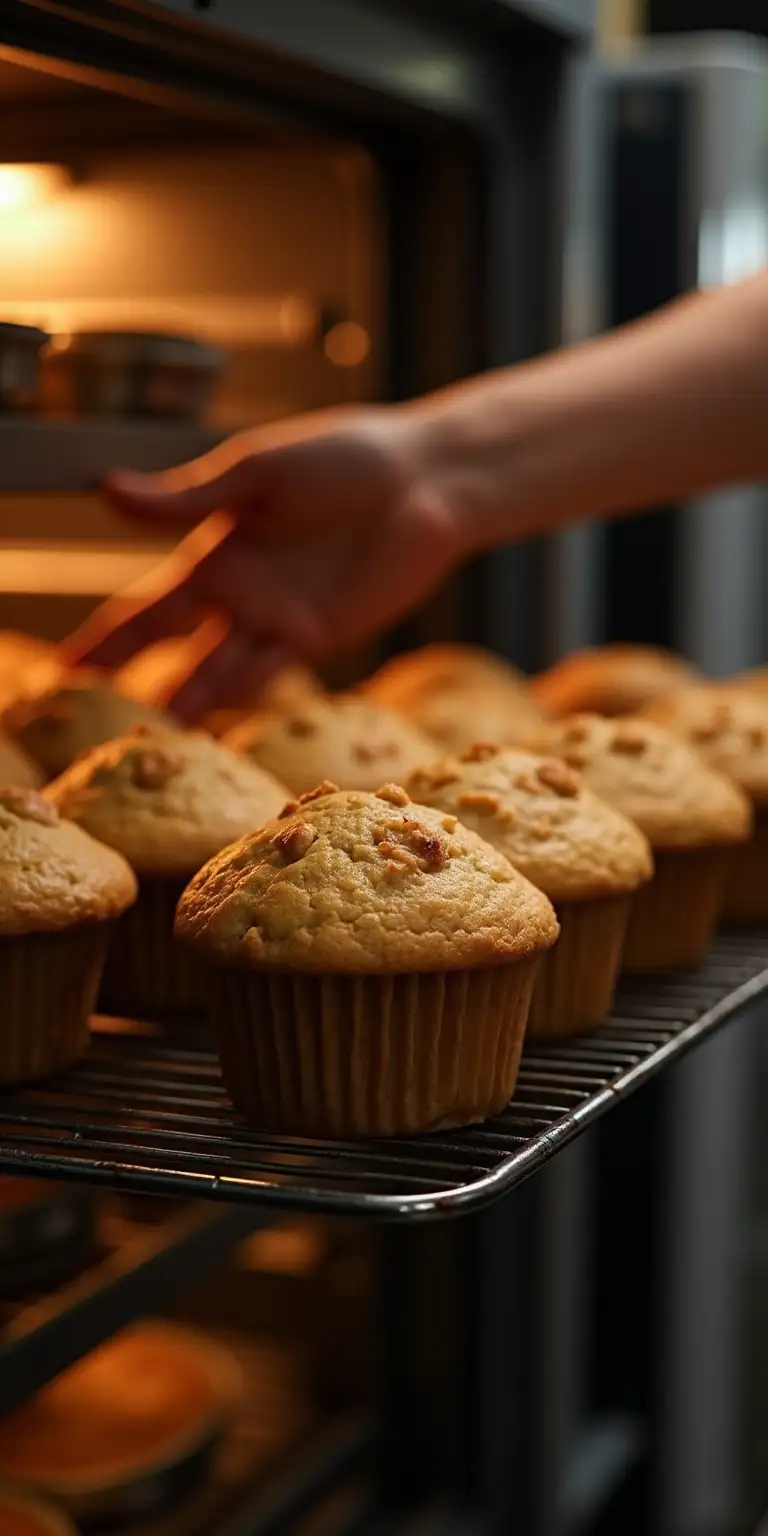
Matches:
[0,419,221,492]
[0,931,766,1220]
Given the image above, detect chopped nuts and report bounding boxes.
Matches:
[564,718,591,744]
[375,782,410,807]
[612,721,649,755]
[298,780,339,804]
[286,716,316,738]
[747,725,765,749]
[530,816,554,840]
[536,759,580,797]
[272,821,317,862]
[374,815,447,872]
[442,813,458,832]
[132,747,183,790]
[458,790,501,815]
[500,805,518,827]
[564,748,588,769]
[427,767,461,788]
[352,742,375,764]
[460,741,499,763]
[515,769,545,795]
[0,787,58,825]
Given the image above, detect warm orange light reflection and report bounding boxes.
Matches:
[0,164,70,213]
[323,319,371,367]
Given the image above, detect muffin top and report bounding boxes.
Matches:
[2,678,175,779]
[728,664,768,700]
[533,644,699,718]
[530,714,752,849]
[0,729,44,789]
[409,743,653,902]
[0,785,136,934]
[224,697,434,796]
[45,726,288,876]
[175,782,559,974]
[364,642,546,752]
[644,686,768,805]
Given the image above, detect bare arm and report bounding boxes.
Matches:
[66,272,768,720]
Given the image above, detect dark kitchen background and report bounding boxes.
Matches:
[0,3,767,1535]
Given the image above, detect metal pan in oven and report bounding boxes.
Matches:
[43,331,225,420]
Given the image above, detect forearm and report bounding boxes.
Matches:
[412,271,768,553]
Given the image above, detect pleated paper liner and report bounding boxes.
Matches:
[721,811,768,924]
[0,923,110,1085]
[207,957,542,1137]
[527,893,631,1041]
[99,877,203,1019]
[624,845,735,972]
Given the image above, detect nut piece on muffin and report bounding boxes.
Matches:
[531,714,751,970]
[2,677,175,780]
[363,642,546,752]
[175,783,559,1136]
[0,786,136,1083]
[224,696,434,796]
[409,743,653,1038]
[533,644,699,718]
[644,684,768,923]
[46,726,289,1017]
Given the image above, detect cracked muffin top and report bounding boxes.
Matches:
[409,743,653,902]
[2,679,175,779]
[224,697,435,796]
[363,642,546,752]
[174,783,559,974]
[533,644,699,718]
[0,786,136,934]
[529,713,752,849]
[45,726,288,876]
[644,686,768,806]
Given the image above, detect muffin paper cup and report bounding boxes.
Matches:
[527,894,631,1040]
[624,846,734,972]
[99,878,202,1020]
[205,957,542,1137]
[721,812,768,925]
[0,923,110,1085]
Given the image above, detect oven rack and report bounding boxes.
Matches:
[0,931,765,1220]
[0,419,221,492]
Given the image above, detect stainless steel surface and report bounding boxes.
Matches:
[0,322,48,412]
[44,330,225,420]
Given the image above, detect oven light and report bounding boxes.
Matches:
[0,163,70,214]
[323,321,371,367]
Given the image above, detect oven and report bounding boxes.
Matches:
[0,6,612,1536]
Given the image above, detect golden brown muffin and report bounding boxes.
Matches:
[644,685,768,923]
[532,714,751,970]
[46,726,288,1017]
[0,728,44,788]
[0,1491,78,1536]
[363,642,546,752]
[410,745,652,1038]
[2,679,175,780]
[225,696,434,796]
[0,786,136,1082]
[533,644,699,718]
[0,1322,238,1526]
[176,783,559,1135]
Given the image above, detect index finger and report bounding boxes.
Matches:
[62,575,198,673]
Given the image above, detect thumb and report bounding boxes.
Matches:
[104,440,262,528]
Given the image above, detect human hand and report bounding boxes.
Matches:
[64,406,468,722]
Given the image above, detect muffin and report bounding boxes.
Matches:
[0,786,136,1082]
[0,1490,78,1536]
[0,1322,239,1527]
[531,714,751,970]
[728,663,768,700]
[46,726,288,1017]
[0,729,43,788]
[644,685,768,922]
[175,783,559,1135]
[533,644,699,717]
[204,662,325,739]
[2,678,175,779]
[224,696,435,796]
[364,642,546,752]
[409,744,652,1037]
